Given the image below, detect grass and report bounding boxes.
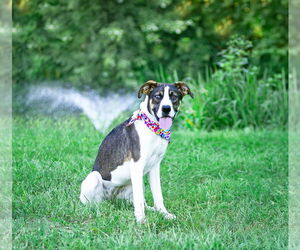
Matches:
[13,115,288,249]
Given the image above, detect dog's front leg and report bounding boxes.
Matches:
[149,164,176,220]
[130,162,146,223]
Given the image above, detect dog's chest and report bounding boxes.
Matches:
[134,120,168,172]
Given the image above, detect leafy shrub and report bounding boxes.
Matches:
[13,0,287,89]
[156,37,287,130]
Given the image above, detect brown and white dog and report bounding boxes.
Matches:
[80,80,193,223]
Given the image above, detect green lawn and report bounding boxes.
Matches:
[13,116,288,249]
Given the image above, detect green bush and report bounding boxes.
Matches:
[156,37,287,130]
[13,0,287,89]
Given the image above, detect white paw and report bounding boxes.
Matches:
[164,212,176,220]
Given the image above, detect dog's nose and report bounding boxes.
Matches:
[162,105,171,114]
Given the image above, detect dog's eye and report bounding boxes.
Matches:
[171,95,178,101]
[155,95,162,99]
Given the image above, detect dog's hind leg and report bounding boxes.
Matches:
[115,184,133,203]
[80,171,104,204]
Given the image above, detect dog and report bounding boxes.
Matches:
[80,80,193,223]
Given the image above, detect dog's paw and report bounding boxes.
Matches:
[164,212,176,220]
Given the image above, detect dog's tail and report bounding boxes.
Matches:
[80,171,104,204]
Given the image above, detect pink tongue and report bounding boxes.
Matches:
[159,117,173,130]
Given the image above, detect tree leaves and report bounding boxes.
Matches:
[13,0,287,89]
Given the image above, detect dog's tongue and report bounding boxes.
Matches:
[159,117,172,130]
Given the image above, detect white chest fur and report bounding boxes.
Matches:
[134,120,168,173]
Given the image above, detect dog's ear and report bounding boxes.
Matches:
[138,80,158,98]
[174,82,194,98]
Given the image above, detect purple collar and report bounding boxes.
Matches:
[126,110,171,142]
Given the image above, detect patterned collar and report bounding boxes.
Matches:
[126,110,171,142]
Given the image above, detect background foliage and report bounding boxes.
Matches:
[13,0,287,89]
[155,36,287,130]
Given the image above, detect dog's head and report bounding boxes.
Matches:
[138,80,193,129]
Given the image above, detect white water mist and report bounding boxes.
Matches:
[25,85,137,131]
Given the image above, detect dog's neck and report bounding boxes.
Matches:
[139,95,159,123]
